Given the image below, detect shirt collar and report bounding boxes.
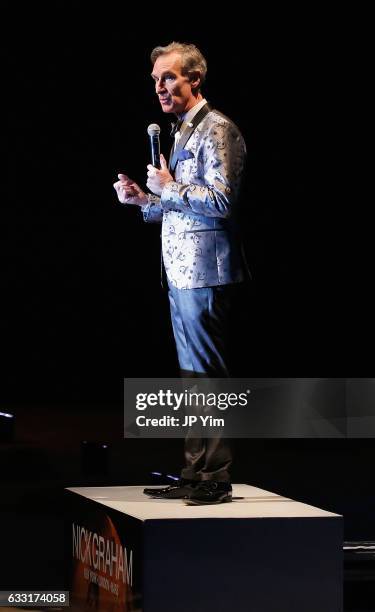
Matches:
[178,98,208,126]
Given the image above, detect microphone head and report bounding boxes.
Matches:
[147,123,161,136]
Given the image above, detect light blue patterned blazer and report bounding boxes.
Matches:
[142,106,248,289]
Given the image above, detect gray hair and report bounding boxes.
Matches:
[150,42,207,90]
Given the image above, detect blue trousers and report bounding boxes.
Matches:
[167,280,238,377]
[167,279,238,481]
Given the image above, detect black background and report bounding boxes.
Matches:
[3,4,354,402]
[2,1,374,598]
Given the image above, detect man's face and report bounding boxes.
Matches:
[151,52,197,115]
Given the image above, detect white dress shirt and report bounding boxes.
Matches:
[174,98,208,149]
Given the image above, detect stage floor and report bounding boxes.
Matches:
[66,483,340,520]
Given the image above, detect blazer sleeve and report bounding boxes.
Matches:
[160,121,246,219]
[142,194,163,223]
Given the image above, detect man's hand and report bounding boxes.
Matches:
[146,154,173,196]
[113,174,148,206]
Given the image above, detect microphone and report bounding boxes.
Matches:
[147,123,161,169]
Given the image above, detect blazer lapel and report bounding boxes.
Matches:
[169,103,211,172]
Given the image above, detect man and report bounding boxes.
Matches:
[113,42,248,504]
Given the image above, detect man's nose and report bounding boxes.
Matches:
[155,80,166,93]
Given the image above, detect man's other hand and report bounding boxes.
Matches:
[113,174,148,206]
[146,154,173,196]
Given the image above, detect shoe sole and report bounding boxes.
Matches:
[185,495,232,506]
[147,495,190,499]
[144,491,192,499]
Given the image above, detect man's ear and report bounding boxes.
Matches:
[189,70,201,92]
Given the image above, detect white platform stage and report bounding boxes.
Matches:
[65,484,343,611]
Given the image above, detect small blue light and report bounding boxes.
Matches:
[0,412,14,419]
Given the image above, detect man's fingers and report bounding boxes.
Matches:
[118,173,132,183]
[114,181,129,190]
[115,179,138,192]
[113,181,135,195]
[160,154,167,169]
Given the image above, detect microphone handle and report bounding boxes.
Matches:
[150,135,161,169]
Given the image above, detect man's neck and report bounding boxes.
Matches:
[177,94,204,119]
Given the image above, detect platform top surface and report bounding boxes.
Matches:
[65,484,341,521]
